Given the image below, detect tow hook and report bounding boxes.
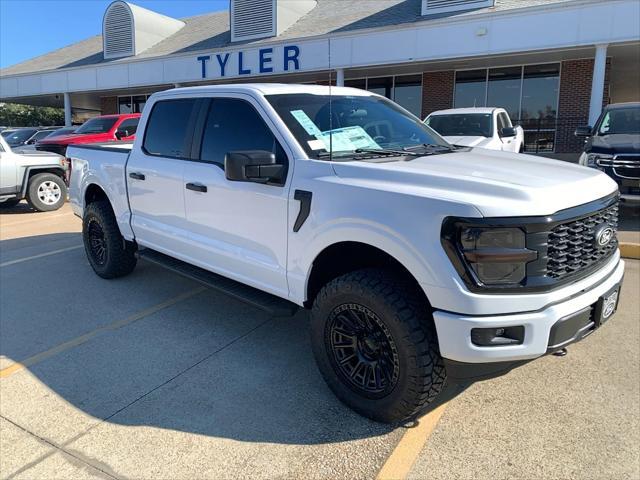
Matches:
[552,347,568,357]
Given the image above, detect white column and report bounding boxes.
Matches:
[63,92,72,127]
[589,44,608,126]
[335,69,345,87]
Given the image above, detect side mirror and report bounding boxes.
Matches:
[115,128,130,140]
[500,127,517,138]
[225,150,284,184]
[575,126,592,137]
[27,139,37,145]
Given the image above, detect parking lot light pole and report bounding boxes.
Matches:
[63,92,72,127]
[589,44,608,126]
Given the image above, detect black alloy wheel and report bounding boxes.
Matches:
[87,218,107,265]
[327,303,400,397]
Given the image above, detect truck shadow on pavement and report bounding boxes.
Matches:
[0,233,467,445]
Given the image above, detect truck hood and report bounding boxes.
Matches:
[589,134,640,154]
[442,135,491,148]
[331,149,618,217]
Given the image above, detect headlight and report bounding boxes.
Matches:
[579,152,613,168]
[458,227,536,286]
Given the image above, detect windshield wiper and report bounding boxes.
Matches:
[354,148,422,157]
[403,143,455,152]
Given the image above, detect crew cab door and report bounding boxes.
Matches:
[181,96,290,298]
[0,142,18,195]
[126,98,199,253]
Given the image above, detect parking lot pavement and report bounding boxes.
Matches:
[1,202,639,480]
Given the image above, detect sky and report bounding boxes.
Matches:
[0,0,229,69]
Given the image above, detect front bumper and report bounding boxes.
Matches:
[434,258,625,380]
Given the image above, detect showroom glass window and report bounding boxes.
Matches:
[454,69,487,109]
[345,75,423,117]
[520,64,560,124]
[486,67,522,120]
[119,95,150,114]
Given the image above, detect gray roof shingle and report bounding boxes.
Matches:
[0,0,574,76]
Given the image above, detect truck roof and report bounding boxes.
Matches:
[157,83,375,98]
[428,107,501,116]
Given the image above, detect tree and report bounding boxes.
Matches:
[0,103,65,127]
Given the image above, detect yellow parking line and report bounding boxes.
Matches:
[0,245,83,268]
[0,286,206,379]
[376,402,449,480]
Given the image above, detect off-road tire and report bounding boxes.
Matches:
[310,268,446,423]
[0,198,20,208]
[83,200,137,279]
[26,173,67,212]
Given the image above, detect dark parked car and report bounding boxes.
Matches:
[576,102,640,204]
[2,127,61,151]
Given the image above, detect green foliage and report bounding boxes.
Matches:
[0,103,65,127]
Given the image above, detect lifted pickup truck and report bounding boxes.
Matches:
[0,134,67,211]
[68,84,624,423]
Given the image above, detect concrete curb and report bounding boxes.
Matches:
[620,243,640,260]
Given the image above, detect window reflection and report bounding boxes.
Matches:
[487,67,522,119]
[454,69,486,108]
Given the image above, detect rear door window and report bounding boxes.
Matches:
[143,99,198,159]
[199,98,286,167]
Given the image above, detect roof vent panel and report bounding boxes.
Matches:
[104,2,134,59]
[422,0,495,15]
[231,0,316,43]
[103,1,185,60]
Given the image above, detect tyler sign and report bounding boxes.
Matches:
[196,45,301,79]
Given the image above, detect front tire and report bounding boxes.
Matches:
[83,201,137,279]
[310,269,446,423]
[26,173,67,212]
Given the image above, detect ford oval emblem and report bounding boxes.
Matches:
[595,225,614,248]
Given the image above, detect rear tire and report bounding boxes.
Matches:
[26,173,67,212]
[83,200,137,279]
[310,268,446,423]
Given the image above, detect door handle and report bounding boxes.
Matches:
[129,172,145,180]
[186,182,207,193]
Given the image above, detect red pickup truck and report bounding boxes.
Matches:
[36,113,140,156]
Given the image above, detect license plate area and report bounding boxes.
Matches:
[593,284,621,328]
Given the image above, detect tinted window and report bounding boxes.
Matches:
[47,127,76,138]
[454,70,487,109]
[117,118,139,136]
[4,129,37,146]
[144,99,198,158]
[597,107,640,135]
[200,99,282,165]
[33,130,55,141]
[487,67,522,120]
[76,117,118,134]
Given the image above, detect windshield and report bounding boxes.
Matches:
[597,107,640,135]
[75,117,118,134]
[3,129,37,146]
[266,93,449,159]
[425,114,493,138]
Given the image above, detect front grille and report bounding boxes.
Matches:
[36,144,67,156]
[597,155,640,179]
[546,203,618,279]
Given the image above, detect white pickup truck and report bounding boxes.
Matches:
[425,107,525,153]
[68,84,624,423]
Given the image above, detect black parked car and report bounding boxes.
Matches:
[576,102,640,205]
[1,127,61,151]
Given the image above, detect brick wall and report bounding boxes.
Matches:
[421,71,454,118]
[555,58,611,153]
[100,96,118,115]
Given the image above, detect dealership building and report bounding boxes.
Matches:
[1,0,638,155]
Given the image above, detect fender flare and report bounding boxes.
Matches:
[20,165,66,198]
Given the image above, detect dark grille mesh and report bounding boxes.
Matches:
[546,203,618,279]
